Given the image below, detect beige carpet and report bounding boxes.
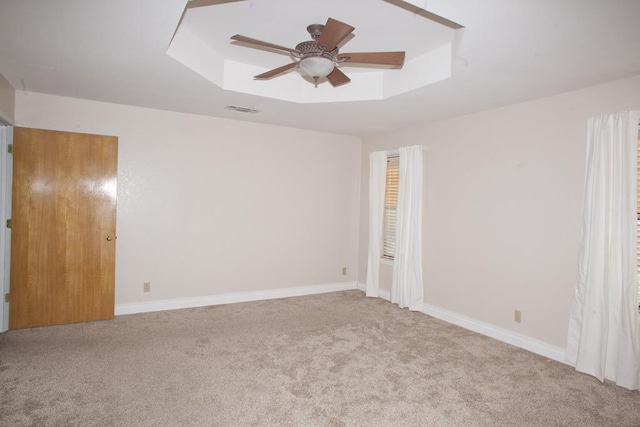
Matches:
[0,290,638,426]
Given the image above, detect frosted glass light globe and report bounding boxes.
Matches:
[298,57,334,79]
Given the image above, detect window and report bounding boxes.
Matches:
[383,156,399,259]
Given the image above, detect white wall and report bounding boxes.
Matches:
[0,73,14,124]
[15,92,362,306]
[358,74,640,349]
[13,74,640,350]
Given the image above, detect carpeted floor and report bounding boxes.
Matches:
[0,290,638,426]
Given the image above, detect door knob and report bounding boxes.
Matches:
[106,236,112,241]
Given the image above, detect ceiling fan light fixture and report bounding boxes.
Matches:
[232,17,406,88]
[298,56,334,80]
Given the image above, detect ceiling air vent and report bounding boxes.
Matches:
[224,105,260,114]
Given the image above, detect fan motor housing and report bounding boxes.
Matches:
[294,41,338,60]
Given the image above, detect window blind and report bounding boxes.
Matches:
[383,156,399,259]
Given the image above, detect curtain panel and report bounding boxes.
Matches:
[566,110,640,390]
[391,145,424,311]
[366,151,387,298]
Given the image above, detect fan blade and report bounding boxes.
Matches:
[231,35,298,55]
[337,52,405,66]
[254,63,297,80]
[317,18,355,51]
[326,68,351,87]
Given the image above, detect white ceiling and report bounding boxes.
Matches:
[0,0,639,136]
[168,0,457,103]
[186,0,453,67]
[168,1,457,104]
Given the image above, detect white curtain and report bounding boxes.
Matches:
[391,146,424,311]
[566,111,640,390]
[366,151,387,298]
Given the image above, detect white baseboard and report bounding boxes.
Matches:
[119,281,567,365]
[355,282,566,364]
[115,282,359,316]
[421,303,567,364]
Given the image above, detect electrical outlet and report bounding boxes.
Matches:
[342,267,347,276]
[144,282,151,293]
[514,310,522,323]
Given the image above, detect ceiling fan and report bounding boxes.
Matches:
[230,17,406,87]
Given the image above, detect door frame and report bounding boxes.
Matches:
[0,123,12,333]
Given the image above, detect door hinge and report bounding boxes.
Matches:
[4,293,8,303]
[7,144,12,154]
[6,219,11,229]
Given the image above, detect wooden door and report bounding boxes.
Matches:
[9,127,118,329]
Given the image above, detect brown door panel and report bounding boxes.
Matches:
[10,127,117,329]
